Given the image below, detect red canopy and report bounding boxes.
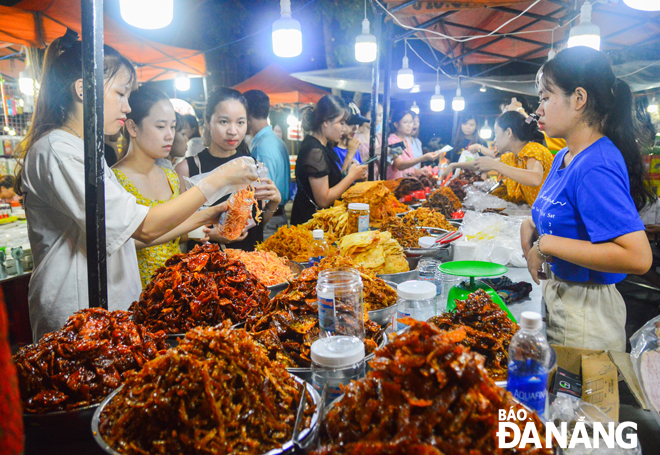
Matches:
[0,0,206,81]
[233,64,329,105]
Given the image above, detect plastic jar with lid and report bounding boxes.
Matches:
[417,258,443,309]
[311,336,365,403]
[347,203,370,234]
[317,268,364,339]
[395,280,437,331]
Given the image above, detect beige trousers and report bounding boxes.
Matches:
[542,278,627,352]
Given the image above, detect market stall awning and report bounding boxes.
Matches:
[0,0,206,81]
[232,64,329,105]
[386,0,660,66]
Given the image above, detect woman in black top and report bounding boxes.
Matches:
[449,114,487,163]
[176,88,281,251]
[291,95,368,225]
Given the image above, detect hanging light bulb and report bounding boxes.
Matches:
[410,102,420,114]
[648,97,659,114]
[410,85,421,94]
[272,0,302,58]
[479,85,487,93]
[287,111,298,126]
[547,48,556,60]
[430,70,445,112]
[623,0,660,11]
[397,56,414,90]
[452,85,465,112]
[19,49,39,96]
[175,74,191,92]
[355,1,377,63]
[568,1,600,50]
[479,119,492,140]
[120,0,173,29]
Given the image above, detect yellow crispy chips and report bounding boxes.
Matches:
[338,230,409,274]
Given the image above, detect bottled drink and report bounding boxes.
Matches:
[308,229,329,267]
[507,312,552,417]
[311,336,365,404]
[395,280,437,331]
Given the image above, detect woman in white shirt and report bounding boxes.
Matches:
[14,35,257,341]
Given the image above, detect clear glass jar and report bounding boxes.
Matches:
[311,336,365,404]
[347,203,370,234]
[395,280,437,331]
[317,268,364,339]
[417,258,442,302]
[438,273,464,314]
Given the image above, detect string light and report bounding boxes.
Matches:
[119,0,173,29]
[479,119,492,140]
[410,101,420,114]
[397,41,414,90]
[452,80,465,112]
[272,0,302,58]
[430,70,445,112]
[175,74,190,91]
[568,1,600,50]
[355,0,377,62]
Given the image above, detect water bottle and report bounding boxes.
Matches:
[308,229,329,267]
[417,259,442,310]
[507,311,552,417]
[395,280,437,331]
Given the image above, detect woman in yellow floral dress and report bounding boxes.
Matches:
[449,111,554,205]
[113,86,186,287]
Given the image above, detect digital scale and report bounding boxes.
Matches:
[438,260,516,322]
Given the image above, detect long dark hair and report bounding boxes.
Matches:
[14,34,137,194]
[495,111,545,145]
[301,95,348,134]
[538,46,655,211]
[454,114,480,147]
[389,108,414,133]
[123,84,171,147]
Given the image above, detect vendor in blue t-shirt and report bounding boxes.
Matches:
[521,47,655,352]
[333,103,365,175]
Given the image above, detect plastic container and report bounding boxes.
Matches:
[438,272,463,314]
[416,258,442,303]
[317,268,364,339]
[311,336,365,403]
[347,203,370,234]
[308,229,330,267]
[395,280,437,331]
[507,311,552,418]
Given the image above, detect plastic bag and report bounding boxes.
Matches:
[184,156,258,206]
[458,211,527,267]
[547,395,641,454]
[217,188,258,240]
[630,315,660,428]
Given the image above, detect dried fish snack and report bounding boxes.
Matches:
[422,187,461,217]
[312,318,551,455]
[429,289,519,380]
[98,324,315,455]
[257,225,337,262]
[130,243,272,334]
[393,177,424,199]
[246,265,385,368]
[402,207,457,231]
[341,181,408,227]
[381,216,424,248]
[13,308,166,413]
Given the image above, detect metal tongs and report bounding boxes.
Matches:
[434,230,463,246]
[291,381,308,453]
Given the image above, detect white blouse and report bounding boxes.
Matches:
[21,130,149,342]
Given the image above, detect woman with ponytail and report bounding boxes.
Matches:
[442,111,554,205]
[522,46,655,351]
[16,33,256,341]
[291,95,367,225]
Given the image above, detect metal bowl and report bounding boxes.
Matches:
[267,260,304,298]
[376,263,418,284]
[91,375,321,455]
[24,403,100,445]
[288,332,388,384]
[367,280,398,327]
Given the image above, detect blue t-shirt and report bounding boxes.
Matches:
[250,126,291,206]
[532,137,644,284]
[333,145,363,170]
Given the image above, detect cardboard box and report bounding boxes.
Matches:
[551,345,649,421]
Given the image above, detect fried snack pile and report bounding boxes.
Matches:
[428,289,519,380]
[341,181,408,227]
[224,249,295,286]
[246,266,384,368]
[393,177,424,199]
[380,216,424,248]
[312,319,551,455]
[13,308,166,413]
[319,255,397,311]
[338,230,409,274]
[130,244,271,334]
[99,325,314,455]
[423,187,462,218]
[448,178,468,201]
[402,207,457,231]
[257,225,337,262]
[217,187,261,240]
[304,204,350,237]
